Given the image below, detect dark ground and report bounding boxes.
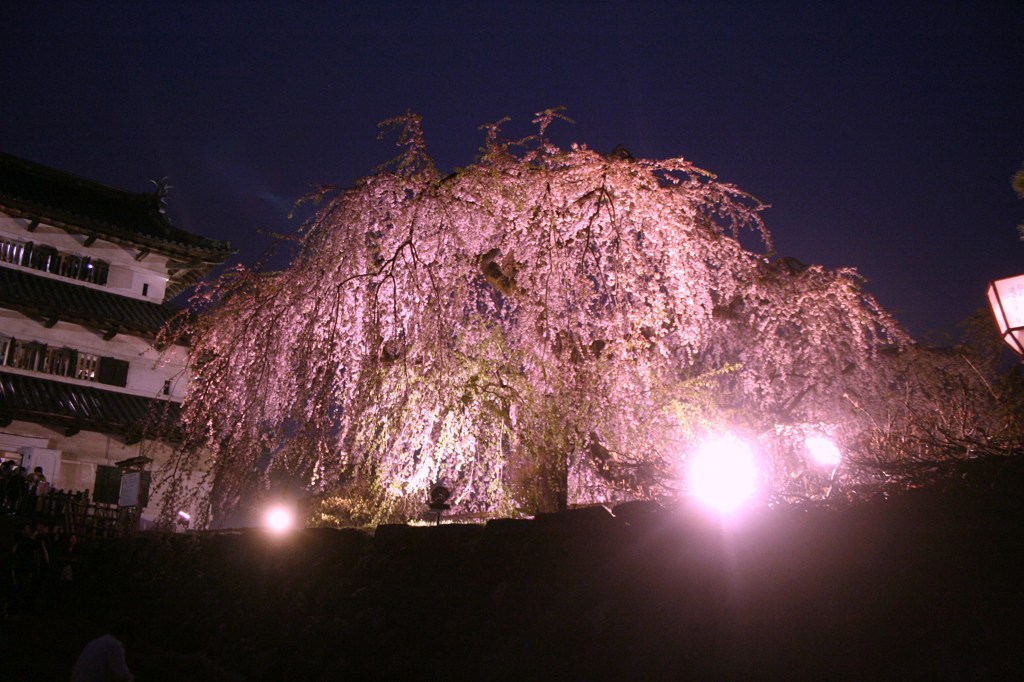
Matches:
[3,473,1024,681]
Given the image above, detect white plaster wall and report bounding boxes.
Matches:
[1,310,192,400]
[0,213,170,302]
[0,209,211,525]
[0,420,206,525]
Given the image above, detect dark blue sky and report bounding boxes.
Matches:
[4,1,1022,339]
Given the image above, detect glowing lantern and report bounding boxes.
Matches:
[689,436,759,514]
[264,506,294,533]
[987,274,1024,357]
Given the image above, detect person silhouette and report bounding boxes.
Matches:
[70,620,135,682]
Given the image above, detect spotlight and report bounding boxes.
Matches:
[427,483,452,525]
[264,506,294,534]
[689,435,758,514]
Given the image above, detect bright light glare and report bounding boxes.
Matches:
[689,436,758,513]
[264,506,294,534]
[805,436,841,467]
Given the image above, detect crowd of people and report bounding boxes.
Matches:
[2,459,84,620]
[1,460,51,515]
[4,515,134,680]
[2,459,138,679]
[3,518,80,619]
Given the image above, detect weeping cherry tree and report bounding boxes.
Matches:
[159,110,912,526]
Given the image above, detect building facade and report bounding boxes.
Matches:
[0,152,232,523]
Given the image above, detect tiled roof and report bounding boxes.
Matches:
[0,266,181,338]
[0,370,181,439]
[0,152,233,260]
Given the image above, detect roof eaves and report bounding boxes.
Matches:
[0,266,182,339]
[0,200,234,262]
[0,152,234,260]
[0,370,182,440]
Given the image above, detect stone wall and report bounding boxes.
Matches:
[5,488,1023,680]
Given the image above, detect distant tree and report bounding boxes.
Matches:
[841,308,1024,496]
[159,111,915,526]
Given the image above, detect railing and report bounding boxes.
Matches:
[0,336,114,385]
[0,236,110,285]
[34,491,126,538]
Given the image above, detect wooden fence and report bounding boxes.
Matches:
[36,490,138,538]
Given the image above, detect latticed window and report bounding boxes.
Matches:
[59,253,82,279]
[82,258,109,285]
[0,335,13,366]
[26,244,57,273]
[0,337,126,386]
[0,237,29,266]
[10,341,47,372]
[75,352,100,381]
[45,346,77,377]
[0,237,109,285]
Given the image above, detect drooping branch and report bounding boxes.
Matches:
[160,111,932,525]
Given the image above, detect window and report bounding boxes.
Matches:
[0,237,109,285]
[97,356,129,387]
[11,341,47,372]
[85,259,109,285]
[59,253,82,279]
[142,283,149,297]
[75,352,100,381]
[0,337,127,386]
[45,346,77,377]
[162,379,171,395]
[0,335,14,365]
[0,237,29,266]
[27,244,57,273]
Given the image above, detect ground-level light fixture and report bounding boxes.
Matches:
[176,510,191,530]
[427,483,452,525]
[264,506,295,534]
[987,274,1024,357]
[689,435,759,514]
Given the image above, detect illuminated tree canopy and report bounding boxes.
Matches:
[159,110,948,525]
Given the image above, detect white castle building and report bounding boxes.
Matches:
[0,152,232,523]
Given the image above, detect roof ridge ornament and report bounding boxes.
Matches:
[150,177,172,217]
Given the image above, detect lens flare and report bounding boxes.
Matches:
[689,436,758,513]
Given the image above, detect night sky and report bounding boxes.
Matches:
[4,2,1022,340]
